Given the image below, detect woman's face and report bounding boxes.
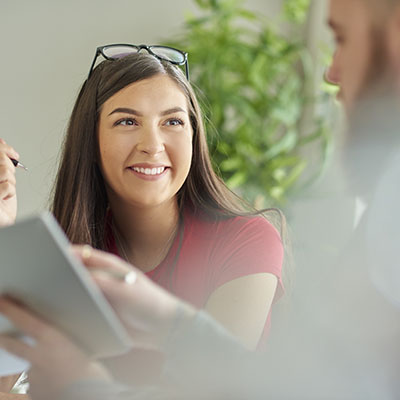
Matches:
[98,74,193,210]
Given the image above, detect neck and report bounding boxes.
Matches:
[109,199,181,272]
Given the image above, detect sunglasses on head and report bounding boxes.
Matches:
[88,43,189,80]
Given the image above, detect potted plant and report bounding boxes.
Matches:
[164,0,330,207]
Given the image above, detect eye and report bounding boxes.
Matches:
[165,118,184,127]
[114,118,138,127]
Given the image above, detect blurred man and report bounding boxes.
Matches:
[325,0,400,306]
[326,0,400,112]
[272,0,400,397]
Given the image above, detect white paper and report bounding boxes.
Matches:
[0,349,29,377]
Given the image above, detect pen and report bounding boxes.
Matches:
[10,158,28,171]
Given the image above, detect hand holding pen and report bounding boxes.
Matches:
[0,138,25,227]
[0,139,28,171]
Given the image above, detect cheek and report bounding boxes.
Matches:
[98,135,124,186]
[172,136,193,178]
[98,139,113,173]
[98,147,114,188]
[99,133,128,168]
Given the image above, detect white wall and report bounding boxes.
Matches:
[0,0,282,219]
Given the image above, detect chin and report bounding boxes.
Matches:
[128,196,172,210]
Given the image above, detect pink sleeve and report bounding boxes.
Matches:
[208,216,284,300]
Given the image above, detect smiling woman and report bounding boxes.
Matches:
[0,46,284,393]
[98,76,193,219]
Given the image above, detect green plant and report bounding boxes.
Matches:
[164,0,330,207]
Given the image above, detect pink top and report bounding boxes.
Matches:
[104,206,284,382]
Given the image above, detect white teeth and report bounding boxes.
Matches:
[132,166,165,176]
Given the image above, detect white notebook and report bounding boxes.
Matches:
[0,212,132,376]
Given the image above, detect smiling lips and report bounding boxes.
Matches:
[127,164,168,180]
[132,166,165,175]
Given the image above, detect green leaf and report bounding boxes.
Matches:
[237,8,258,20]
[264,129,298,160]
[283,0,311,23]
[226,171,247,189]
[281,160,307,189]
[220,157,242,171]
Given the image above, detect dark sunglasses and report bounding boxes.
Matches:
[88,43,189,80]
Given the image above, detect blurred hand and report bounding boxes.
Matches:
[0,298,111,400]
[73,246,196,349]
[0,374,20,393]
[0,393,29,399]
[0,139,18,227]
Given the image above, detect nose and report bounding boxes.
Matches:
[136,125,165,156]
[325,50,341,86]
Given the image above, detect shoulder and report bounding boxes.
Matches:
[228,214,281,237]
[179,208,284,301]
[185,208,283,253]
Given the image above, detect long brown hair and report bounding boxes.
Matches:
[51,53,281,248]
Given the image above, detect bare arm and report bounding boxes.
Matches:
[205,273,278,350]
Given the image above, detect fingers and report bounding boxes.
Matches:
[0,138,20,162]
[0,181,16,202]
[0,298,55,343]
[0,174,16,200]
[0,165,16,186]
[71,244,138,304]
[71,246,139,306]
[0,298,112,398]
[91,273,131,303]
[72,245,138,275]
[70,246,172,344]
[0,334,36,362]
[0,140,18,202]
[0,374,22,393]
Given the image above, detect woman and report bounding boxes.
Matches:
[0,43,283,390]
[53,44,284,349]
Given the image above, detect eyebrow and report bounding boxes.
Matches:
[108,108,143,117]
[108,106,187,117]
[160,107,187,116]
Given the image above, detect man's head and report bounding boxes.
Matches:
[327,0,400,111]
